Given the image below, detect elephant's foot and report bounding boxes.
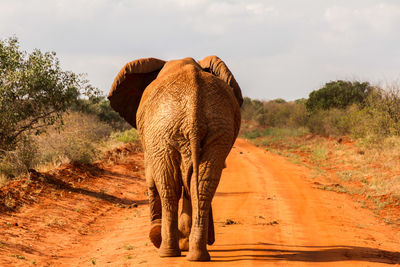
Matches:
[186,249,210,261]
[149,220,162,248]
[159,246,181,257]
[179,237,189,251]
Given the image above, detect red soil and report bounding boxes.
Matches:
[0,139,399,266]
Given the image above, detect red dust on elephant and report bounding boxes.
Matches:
[108,56,242,261]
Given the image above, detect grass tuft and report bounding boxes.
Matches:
[111,128,139,143]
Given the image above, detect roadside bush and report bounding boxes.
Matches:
[266,100,307,128]
[346,87,400,141]
[288,101,308,128]
[0,111,134,181]
[307,108,351,137]
[111,128,139,143]
[242,127,309,140]
[63,138,99,164]
[15,135,39,171]
[0,136,38,178]
[263,101,292,127]
[35,112,113,165]
[306,80,372,113]
[366,87,400,136]
[241,97,308,129]
[241,97,264,122]
[74,97,129,131]
[0,37,99,151]
[242,129,264,139]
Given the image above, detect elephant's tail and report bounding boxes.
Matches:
[190,134,201,227]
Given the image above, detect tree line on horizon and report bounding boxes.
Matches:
[241,80,400,139]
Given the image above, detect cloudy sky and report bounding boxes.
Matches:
[1,0,399,100]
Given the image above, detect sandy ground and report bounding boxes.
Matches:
[0,138,399,266]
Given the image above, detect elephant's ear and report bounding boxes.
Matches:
[198,55,243,107]
[108,58,166,128]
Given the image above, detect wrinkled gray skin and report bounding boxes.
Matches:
[108,56,242,261]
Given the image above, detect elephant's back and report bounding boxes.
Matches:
[137,65,200,129]
[195,70,241,144]
[137,65,240,149]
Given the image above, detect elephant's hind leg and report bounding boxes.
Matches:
[148,180,162,248]
[178,190,192,251]
[154,154,182,257]
[207,206,215,245]
[159,189,181,257]
[178,188,214,251]
[186,147,227,261]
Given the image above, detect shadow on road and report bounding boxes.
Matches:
[215,192,253,197]
[209,243,400,264]
[31,169,148,207]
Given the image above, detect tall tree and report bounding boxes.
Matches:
[0,37,99,150]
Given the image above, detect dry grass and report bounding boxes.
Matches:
[339,136,400,198]
[0,175,8,186]
[0,112,115,186]
[35,112,113,166]
[0,111,141,188]
[244,128,400,224]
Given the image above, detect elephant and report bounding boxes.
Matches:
[108,55,242,261]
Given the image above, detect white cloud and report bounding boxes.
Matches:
[1,0,399,99]
[246,3,277,17]
[166,0,209,8]
[362,3,400,34]
[181,1,278,35]
[324,3,400,40]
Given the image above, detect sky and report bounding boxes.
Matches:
[1,0,399,101]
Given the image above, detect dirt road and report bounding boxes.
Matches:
[1,139,399,266]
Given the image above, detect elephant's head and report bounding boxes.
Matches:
[108,56,243,128]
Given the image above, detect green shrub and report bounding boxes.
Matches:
[15,135,39,171]
[263,101,291,127]
[0,156,19,178]
[111,128,139,143]
[307,108,351,137]
[242,98,308,128]
[0,37,99,151]
[74,97,129,130]
[292,104,308,128]
[0,135,38,178]
[242,129,263,139]
[241,83,400,140]
[306,80,372,113]
[346,87,400,140]
[63,138,100,164]
[241,97,264,122]
[305,85,400,138]
[242,127,308,140]
[263,127,309,137]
